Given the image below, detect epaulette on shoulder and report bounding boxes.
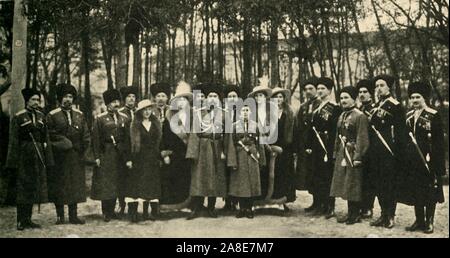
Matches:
[387,97,400,105]
[425,107,437,115]
[15,109,27,116]
[97,111,108,118]
[49,107,62,115]
[118,107,125,112]
[72,108,83,114]
[118,111,128,118]
[353,108,363,115]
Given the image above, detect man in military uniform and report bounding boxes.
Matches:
[368,75,407,228]
[401,81,445,234]
[293,77,321,212]
[150,82,171,123]
[118,85,138,217]
[305,77,341,219]
[6,88,53,230]
[356,79,376,219]
[222,84,241,212]
[91,89,131,222]
[46,84,91,225]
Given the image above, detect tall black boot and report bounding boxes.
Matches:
[16,204,26,230]
[424,204,436,234]
[236,198,246,218]
[149,202,160,221]
[26,204,40,229]
[109,199,118,220]
[69,203,85,225]
[187,197,202,220]
[325,197,336,219]
[406,206,425,231]
[55,204,65,225]
[245,199,254,219]
[128,202,139,223]
[118,197,126,218]
[207,197,218,218]
[101,200,110,222]
[142,201,150,220]
[305,195,317,212]
[346,202,361,225]
[371,197,387,227]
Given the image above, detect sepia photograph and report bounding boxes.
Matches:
[0,0,448,241]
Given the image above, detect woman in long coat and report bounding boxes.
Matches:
[399,82,445,234]
[227,105,266,218]
[160,82,193,206]
[125,99,162,223]
[271,87,296,209]
[186,83,227,219]
[330,86,369,225]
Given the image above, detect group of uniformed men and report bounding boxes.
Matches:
[2,74,446,234]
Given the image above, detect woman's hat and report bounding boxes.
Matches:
[135,99,156,112]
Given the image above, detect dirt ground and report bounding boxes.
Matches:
[0,186,448,238]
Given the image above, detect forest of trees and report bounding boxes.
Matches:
[0,0,448,119]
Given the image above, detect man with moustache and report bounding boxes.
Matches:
[368,75,407,229]
[118,85,138,217]
[293,77,321,211]
[91,89,132,222]
[150,82,171,124]
[46,84,91,225]
[305,77,341,219]
[356,79,377,219]
[6,88,53,230]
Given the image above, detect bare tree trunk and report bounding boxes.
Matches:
[132,34,140,89]
[10,0,27,115]
[350,1,373,77]
[371,0,401,97]
[32,20,40,89]
[269,18,280,88]
[242,17,252,96]
[116,22,127,89]
[101,38,114,90]
[217,17,223,81]
[145,33,150,98]
[204,4,211,79]
[81,15,92,127]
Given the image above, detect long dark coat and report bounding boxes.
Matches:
[272,108,296,202]
[125,116,162,199]
[293,97,321,190]
[330,108,369,202]
[6,109,53,204]
[91,111,130,200]
[46,107,91,205]
[367,96,407,202]
[226,120,266,197]
[397,107,445,206]
[160,110,192,204]
[186,109,227,197]
[306,100,341,199]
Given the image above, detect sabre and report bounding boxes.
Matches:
[408,132,438,188]
[29,132,46,169]
[110,135,117,146]
[238,140,259,164]
[312,126,328,162]
[339,134,354,167]
[371,125,394,156]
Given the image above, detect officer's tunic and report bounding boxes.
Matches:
[6,109,52,204]
[398,107,445,206]
[91,111,130,200]
[46,107,91,204]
